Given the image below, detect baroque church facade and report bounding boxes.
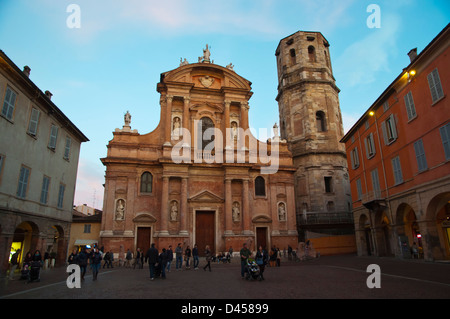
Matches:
[100,32,351,255]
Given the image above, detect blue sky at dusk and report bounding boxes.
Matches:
[1,0,449,208]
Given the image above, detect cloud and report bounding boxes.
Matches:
[334,13,402,87]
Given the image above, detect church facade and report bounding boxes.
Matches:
[100,45,298,255]
[100,31,352,255]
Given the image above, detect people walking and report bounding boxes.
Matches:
[125,249,132,268]
[68,249,78,265]
[203,245,212,272]
[166,245,173,272]
[159,248,168,279]
[193,244,199,270]
[77,247,89,281]
[8,249,21,280]
[175,243,183,271]
[90,247,102,281]
[240,242,251,278]
[134,248,142,269]
[269,246,277,267]
[185,245,191,270]
[255,245,268,280]
[145,243,159,280]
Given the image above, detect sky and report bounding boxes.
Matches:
[1,0,449,209]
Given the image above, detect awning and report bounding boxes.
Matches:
[74,239,98,246]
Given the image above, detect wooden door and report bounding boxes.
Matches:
[256,227,267,250]
[136,227,151,253]
[195,211,215,256]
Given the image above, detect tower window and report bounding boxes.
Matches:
[316,111,327,132]
[290,49,296,65]
[308,46,316,62]
[324,176,332,193]
[255,176,266,196]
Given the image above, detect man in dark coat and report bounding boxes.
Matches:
[145,243,159,280]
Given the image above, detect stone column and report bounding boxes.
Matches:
[240,101,249,131]
[242,178,251,234]
[160,176,170,235]
[164,95,173,146]
[180,177,189,235]
[183,97,190,140]
[224,178,233,235]
[224,100,231,149]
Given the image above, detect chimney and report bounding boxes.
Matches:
[408,48,417,62]
[45,90,53,100]
[23,66,31,77]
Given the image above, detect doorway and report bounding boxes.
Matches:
[136,227,151,253]
[256,227,268,250]
[195,211,215,256]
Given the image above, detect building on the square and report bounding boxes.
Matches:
[100,45,298,255]
[340,24,450,260]
[275,31,355,253]
[68,208,102,255]
[0,50,88,274]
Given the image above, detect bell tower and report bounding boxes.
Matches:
[275,31,352,240]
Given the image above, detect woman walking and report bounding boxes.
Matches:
[203,245,212,272]
[255,246,268,280]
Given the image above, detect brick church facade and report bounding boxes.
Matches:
[100,32,352,255]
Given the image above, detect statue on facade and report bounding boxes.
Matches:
[172,117,181,140]
[232,202,240,222]
[124,111,131,127]
[115,199,125,220]
[226,63,234,71]
[278,202,286,221]
[231,121,238,141]
[180,57,189,66]
[170,201,178,221]
[199,44,211,63]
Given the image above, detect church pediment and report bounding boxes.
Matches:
[252,214,272,223]
[133,213,158,223]
[160,63,252,91]
[188,190,224,203]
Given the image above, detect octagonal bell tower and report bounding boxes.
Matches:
[275,31,352,241]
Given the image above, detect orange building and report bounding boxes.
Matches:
[341,24,450,261]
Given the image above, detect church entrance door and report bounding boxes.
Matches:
[136,227,151,253]
[195,211,215,256]
[256,227,268,250]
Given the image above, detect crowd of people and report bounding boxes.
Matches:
[8,242,291,283]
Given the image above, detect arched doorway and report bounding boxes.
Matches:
[359,214,372,256]
[48,225,65,267]
[426,192,450,260]
[396,203,422,258]
[11,221,40,266]
[380,214,393,257]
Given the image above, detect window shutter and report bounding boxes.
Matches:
[381,121,388,145]
[440,124,450,160]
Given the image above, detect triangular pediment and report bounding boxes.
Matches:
[133,213,158,223]
[188,190,224,203]
[252,214,272,223]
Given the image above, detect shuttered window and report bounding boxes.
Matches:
[439,123,450,160]
[413,139,428,172]
[391,156,403,185]
[427,68,444,104]
[404,91,417,121]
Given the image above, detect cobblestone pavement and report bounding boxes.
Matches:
[1,254,450,300]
